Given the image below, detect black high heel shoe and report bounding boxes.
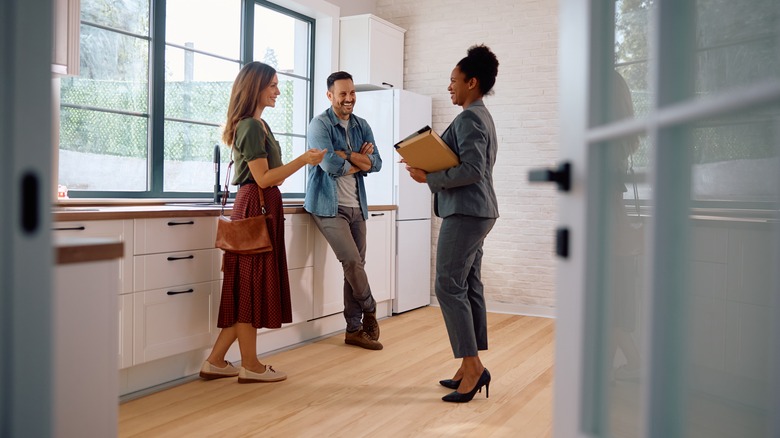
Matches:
[442,368,491,403]
[439,378,461,389]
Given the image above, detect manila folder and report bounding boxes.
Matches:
[394,126,459,172]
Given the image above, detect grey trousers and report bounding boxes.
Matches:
[435,215,496,358]
[312,206,376,332]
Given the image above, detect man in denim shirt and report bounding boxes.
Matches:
[304,71,384,350]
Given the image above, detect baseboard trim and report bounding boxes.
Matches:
[429,296,556,319]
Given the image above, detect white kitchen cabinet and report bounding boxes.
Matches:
[339,14,405,90]
[312,209,395,319]
[132,216,221,365]
[132,281,216,364]
[134,216,216,255]
[365,210,395,303]
[288,267,314,323]
[52,208,396,395]
[312,226,344,319]
[54,221,135,368]
[52,0,80,76]
[284,214,314,323]
[285,213,314,270]
[53,219,134,293]
[54,237,121,438]
[118,294,133,369]
[133,248,220,291]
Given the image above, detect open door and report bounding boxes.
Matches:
[0,0,54,436]
[550,1,780,437]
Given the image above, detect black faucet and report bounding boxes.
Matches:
[214,144,223,204]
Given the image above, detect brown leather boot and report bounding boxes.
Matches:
[345,329,383,350]
[362,311,380,341]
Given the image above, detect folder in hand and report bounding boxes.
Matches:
[394,126,459,172]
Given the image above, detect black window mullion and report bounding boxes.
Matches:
[149,0,167,194]
[242,0,254,64]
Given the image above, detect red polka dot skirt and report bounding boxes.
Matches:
[218,184,292,329]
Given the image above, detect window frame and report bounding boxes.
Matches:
[61,0,315,199]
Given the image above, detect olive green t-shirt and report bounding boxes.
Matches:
[231,118,283,185]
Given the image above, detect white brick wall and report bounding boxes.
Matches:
[375,0,560,316]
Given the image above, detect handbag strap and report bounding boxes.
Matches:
[221,160,267,215]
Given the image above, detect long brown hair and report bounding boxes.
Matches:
[222,61,277,146]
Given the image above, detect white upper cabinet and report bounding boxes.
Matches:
[52,0,80,76]
[339,14,405,90]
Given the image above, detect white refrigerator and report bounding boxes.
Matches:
[358,89,433,313]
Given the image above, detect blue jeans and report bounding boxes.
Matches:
[311,206,376,332]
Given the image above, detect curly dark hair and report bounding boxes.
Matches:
[456,44,499,96]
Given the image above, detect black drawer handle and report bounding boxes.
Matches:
[167,255,194,261]
[53,225,86,231]
[371,213,385,217]
[167,220,195,226]
[167,288,194,296]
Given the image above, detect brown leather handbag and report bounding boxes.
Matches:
[214,161,273,255]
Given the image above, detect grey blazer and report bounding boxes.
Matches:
[427,100,499,219]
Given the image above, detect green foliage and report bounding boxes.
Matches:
[59,107,148,157]
[61,76,296,163]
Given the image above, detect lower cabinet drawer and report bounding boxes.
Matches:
[134,248,220,291]
[289,266,313,324]
[133,281,217,365]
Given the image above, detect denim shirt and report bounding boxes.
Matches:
[304,107,382,219]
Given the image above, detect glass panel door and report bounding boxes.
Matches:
[554,1,780,437]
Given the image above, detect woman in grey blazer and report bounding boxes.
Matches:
[406,45,499,403]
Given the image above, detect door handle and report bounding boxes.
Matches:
[528,161,571,192]
[21,171,40,234]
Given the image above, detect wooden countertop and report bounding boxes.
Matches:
[53,202,397,221]
[55,237,124,265]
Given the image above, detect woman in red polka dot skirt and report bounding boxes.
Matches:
[200,62,325,383]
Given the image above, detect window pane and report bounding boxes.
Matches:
[615,0,652,119]
[600,132,649,438]
[275,135,307,194]
[164,47,238,121]
[263,75,310,136]
[163,120,224,192]
[59,108,148,191]
[690,106,779,203]
[683,105,779,436]
[164,47,237,194]
[166,0,241,59]
[81,0,149,36]
[695,0,779,97]
[254,1,313,198]
[62,25,149,113]
[254,5,311,77]
[59,21,150,194]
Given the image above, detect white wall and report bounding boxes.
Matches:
[326,0,376,16]
[375,0,560,316]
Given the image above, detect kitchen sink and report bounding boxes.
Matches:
[165,202,225,208]
[53,206,101,212]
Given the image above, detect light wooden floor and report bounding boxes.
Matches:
[119,306,555,437]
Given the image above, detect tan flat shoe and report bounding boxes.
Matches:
[199,360,239,380]
[237,365,287,383]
